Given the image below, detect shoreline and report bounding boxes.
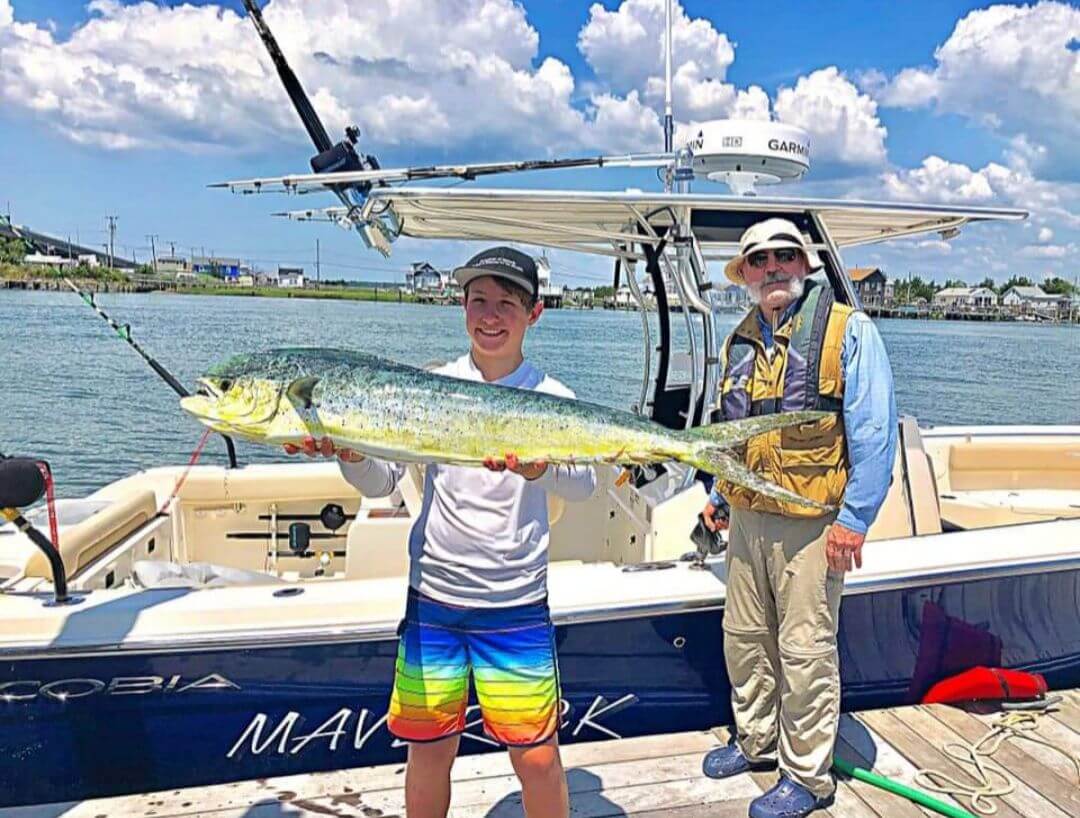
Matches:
[2,276,1075,324]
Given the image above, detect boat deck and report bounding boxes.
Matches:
[5,690,1079,818]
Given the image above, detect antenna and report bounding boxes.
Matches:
[664,0,673,154]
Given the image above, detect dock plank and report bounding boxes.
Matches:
[1049,689,1080,735]
[837,711,973,818]
[926,704,1080,817]
[858,708,1027,818]
[872,706,1074,818]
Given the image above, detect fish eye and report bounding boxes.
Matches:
[219,379,234,392]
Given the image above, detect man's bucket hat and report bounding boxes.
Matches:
[723,218,824,285]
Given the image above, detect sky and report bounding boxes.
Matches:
[0,0,1077,287]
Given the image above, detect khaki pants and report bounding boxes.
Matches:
[722,507,843,798]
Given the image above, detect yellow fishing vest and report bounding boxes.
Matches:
[715,281,853,517]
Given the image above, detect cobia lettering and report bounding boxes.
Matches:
[0,674,239,702]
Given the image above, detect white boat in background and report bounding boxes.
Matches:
[0,0,1076,809]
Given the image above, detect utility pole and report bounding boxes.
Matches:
[316,238,321,286]
[105,215,118,270]
[146,234,159,272]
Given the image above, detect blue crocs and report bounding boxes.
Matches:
[749,775,834,818]
[702,742,776,779]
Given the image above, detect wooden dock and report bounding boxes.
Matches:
[4,690,1078,818]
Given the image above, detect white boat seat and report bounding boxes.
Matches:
[865,417,942,540]
[132,560,283,589]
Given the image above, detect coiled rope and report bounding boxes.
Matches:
[913,707,1080,816]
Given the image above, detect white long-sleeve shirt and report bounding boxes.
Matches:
[339,353,597,608]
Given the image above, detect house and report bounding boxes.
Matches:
[933,287,997,309]
[1001,285,1066,315]
[405,262,447,293]
[155,256,189,275]
[612,285,635,308]
[715,283,749,308]
[535,256,563,307]
[278,266,305,288]
[77,254,101,269]
[850,267,889,306]
[236,274,255,287]
[23,252,76,269]
[255,271,277,287]
[191,256,241,279]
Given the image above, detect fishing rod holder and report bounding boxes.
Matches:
[0,456,79,606]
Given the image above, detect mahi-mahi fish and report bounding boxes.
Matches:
[180,348,834,511]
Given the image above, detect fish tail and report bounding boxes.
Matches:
[683,410,834,447]
[684,445,835,513]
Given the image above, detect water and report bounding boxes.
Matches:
[1,290,1077,498]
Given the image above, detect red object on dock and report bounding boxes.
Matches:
[921,666,1047,704]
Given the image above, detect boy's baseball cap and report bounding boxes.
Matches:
[453,247,540,298]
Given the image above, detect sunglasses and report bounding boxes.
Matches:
[746,248,801,268]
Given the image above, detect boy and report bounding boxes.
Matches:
[287,247,596,818]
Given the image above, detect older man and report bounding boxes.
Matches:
[701,218,897,818]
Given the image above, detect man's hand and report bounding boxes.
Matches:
[702,501,729,532]
[483,452,548,481]
[826,523,865,574]
[283,435,365,463]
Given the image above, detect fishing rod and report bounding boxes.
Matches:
[62,278,238,468]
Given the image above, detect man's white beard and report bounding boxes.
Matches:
[747,273,806,306]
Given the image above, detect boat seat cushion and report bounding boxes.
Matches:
[132,560,282,588]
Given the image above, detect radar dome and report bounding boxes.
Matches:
[686,120,810,195]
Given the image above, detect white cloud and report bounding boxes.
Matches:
[774,67,888,166]
[868,2,1080,175]
[0,0,594,154]
[0,0,892,174]
[1019,243,1070,259]
[580,0,734,98]
[857,150,1080,283]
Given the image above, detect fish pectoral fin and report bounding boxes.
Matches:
[286,376,321,410]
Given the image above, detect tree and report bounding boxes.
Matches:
[592,286,614,299]
[978,276,997,292]
[0,236,29,264]
[1041,276,1076,296]
[1000,275,1034,293]
[943,278,966,290]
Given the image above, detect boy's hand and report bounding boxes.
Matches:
[483,452,548,481]
[283,435,365,463]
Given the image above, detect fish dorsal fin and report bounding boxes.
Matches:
[286,375,321,410]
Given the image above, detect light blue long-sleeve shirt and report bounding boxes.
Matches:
[710,304,898,535]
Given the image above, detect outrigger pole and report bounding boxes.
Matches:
[62,278,238,469]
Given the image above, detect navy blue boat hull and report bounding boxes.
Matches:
[1,567,1078,808]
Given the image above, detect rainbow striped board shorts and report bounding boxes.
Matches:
[388,589,561,746]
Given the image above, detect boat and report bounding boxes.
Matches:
[1,2,1077,810]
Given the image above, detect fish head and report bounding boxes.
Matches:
[180,354,315,444]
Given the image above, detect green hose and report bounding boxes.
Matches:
[832,756,976,818]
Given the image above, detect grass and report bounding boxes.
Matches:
[0,262,128,282]
[179,284,419,303]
